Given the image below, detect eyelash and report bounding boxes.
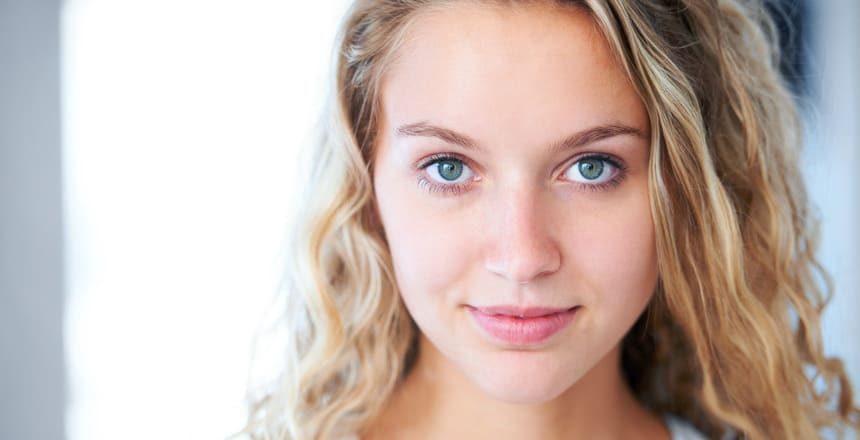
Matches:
[415,152,628,196]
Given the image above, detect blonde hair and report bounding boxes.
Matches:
[241,1,860,438]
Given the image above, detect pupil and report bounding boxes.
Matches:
[579,159,604,180]
[439,161,463,181]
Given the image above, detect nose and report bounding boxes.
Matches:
[483,188,562,284]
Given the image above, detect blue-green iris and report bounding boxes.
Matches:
[578,158,604,180]
[437,160,463,181]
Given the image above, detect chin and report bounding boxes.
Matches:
[467,355,580,405]
[477,374,573,405]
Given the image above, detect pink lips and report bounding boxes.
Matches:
[467,305,579,345]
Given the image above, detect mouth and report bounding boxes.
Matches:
[466,304,580,346]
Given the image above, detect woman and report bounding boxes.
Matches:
[241,0,859,438]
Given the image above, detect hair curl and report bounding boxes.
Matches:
[240,1,860,438]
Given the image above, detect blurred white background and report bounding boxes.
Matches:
[0,1,856,439]
[61,1,351,438]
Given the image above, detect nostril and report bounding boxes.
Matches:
[484,246,562,283]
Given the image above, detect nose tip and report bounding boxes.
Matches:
[484,236,561,283]
[483,197,561,284]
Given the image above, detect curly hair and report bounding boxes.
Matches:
[239,1,860,438]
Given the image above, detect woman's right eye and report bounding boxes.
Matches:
[415,154,478,196]
[426,157,475,184]
[421,155,475,186]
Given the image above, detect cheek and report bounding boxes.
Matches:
[565,194,657,315]
[374,173,475,306]
[390,223,472,300]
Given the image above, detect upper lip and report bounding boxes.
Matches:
[469,305,577,318]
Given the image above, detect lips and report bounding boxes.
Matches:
[467,305,579,345]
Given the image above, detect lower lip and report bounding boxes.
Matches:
[467,307,578,346]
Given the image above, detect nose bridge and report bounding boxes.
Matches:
[484,184,561,283]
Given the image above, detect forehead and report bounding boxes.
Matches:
[378,2,646,151]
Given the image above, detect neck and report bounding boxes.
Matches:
[364,335,668,440]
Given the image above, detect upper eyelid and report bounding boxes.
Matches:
[416,152,474,169]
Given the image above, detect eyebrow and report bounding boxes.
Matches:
[395,121,646,153]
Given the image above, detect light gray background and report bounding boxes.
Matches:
[808,0,860,394]
[0,0,65,439]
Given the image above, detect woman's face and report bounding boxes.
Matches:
[372,3,657,404]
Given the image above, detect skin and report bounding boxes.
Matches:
[368,3,666,439]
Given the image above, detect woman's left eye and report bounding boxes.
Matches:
[563,156,620,185]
